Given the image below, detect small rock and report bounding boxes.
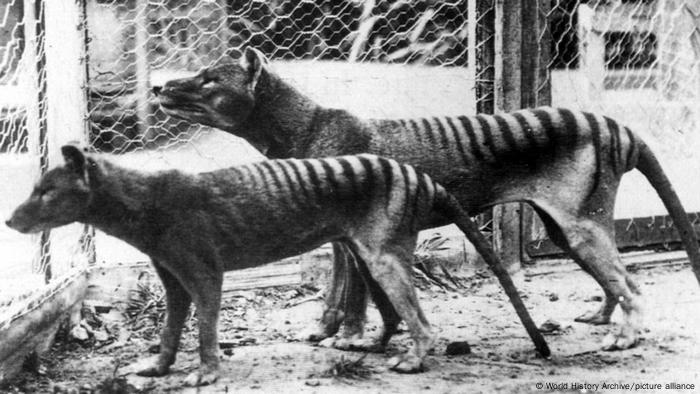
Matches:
[305,379,321,387]
[93,330,109,342]
[548,293,559,302]
[585,295,603,302]
[70,326,89,341]
[538,319,562,333]
[224,348,234,356]
[445,341,471,356]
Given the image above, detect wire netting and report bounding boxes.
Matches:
[84,0,494,263]
[528,0,700,253]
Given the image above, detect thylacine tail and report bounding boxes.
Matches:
[432,186,551,357]
[634,141,700,285]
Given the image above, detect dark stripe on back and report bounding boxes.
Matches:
[476,115,499,158]
[493,114,519,152]
[457,115,484,160]
[276,161,304,207]
[433,117,451,152]
[377,157,394,202]
[319,159,340,200]
[357,156,376,197]
[337,157,359,198]
[582,112,603,195]
[445,117,470,165]
[251,163,271,195]
[399,164,414,229]
[408,119,423,143]
[287,160,312,201]
[512,111,539,149]
[558,108,579,142]
[302,160,323,199]
[421,118,437,146]
[531,108,557,144]
[240,165,259,190]
[259,161,284,192]
[604,116,620,174]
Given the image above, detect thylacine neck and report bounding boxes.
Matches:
[82,162,165,252]
[240,71,326,159]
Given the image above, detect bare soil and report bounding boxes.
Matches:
[3,263,700,393]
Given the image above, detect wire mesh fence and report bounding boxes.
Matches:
[84,0,493,262]
[525,0,700,256]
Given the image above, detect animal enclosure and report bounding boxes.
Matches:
[0,0,699,387]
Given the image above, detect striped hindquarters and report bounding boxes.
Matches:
[391,107,638,195]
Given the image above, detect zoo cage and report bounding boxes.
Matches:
[0,0,699,379]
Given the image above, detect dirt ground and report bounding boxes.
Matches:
[3,262,700,394]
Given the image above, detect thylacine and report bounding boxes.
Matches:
[154,47,700,351]
[6,145,547,386]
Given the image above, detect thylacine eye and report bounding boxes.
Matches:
[39,187,56,201]
[202,77,218,89]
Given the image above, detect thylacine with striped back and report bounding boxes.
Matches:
[6,145,547,386]
[153,47,700,352]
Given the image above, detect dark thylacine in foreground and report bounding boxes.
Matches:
[155,48,700,351]
[6,146,546,387]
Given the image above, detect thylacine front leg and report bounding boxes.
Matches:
[135,261,191,377]
[177,266,224,387]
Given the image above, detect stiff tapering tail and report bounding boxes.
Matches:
[635,142,700,286]
[434,190,551,357]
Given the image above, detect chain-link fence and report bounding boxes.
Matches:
[526,0,700,256]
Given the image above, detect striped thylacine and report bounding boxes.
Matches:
[6,146,546,386]
[155,47,700,352]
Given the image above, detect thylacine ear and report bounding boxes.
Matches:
[61,145,86,176]
[239,47,270,92]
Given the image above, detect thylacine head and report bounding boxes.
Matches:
[153,47,273,133]
[6,146,97,233]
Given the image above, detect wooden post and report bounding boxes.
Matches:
[577,4,604,107]
[22,0,51,282]
[43,0,90,273]
[493,0,551,270]
[519,0,551,263]
[492,0,522,272]
[135,0,152,145]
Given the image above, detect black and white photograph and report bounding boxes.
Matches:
[0,0,699,392]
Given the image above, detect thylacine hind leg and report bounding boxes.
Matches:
[533,202,643,350]
[333,252,402,353]
[350,239,435,373]
[306,242,369,342]
[135,261,192,377]
[533,206,617,324]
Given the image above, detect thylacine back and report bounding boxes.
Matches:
[6,146,546,387]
